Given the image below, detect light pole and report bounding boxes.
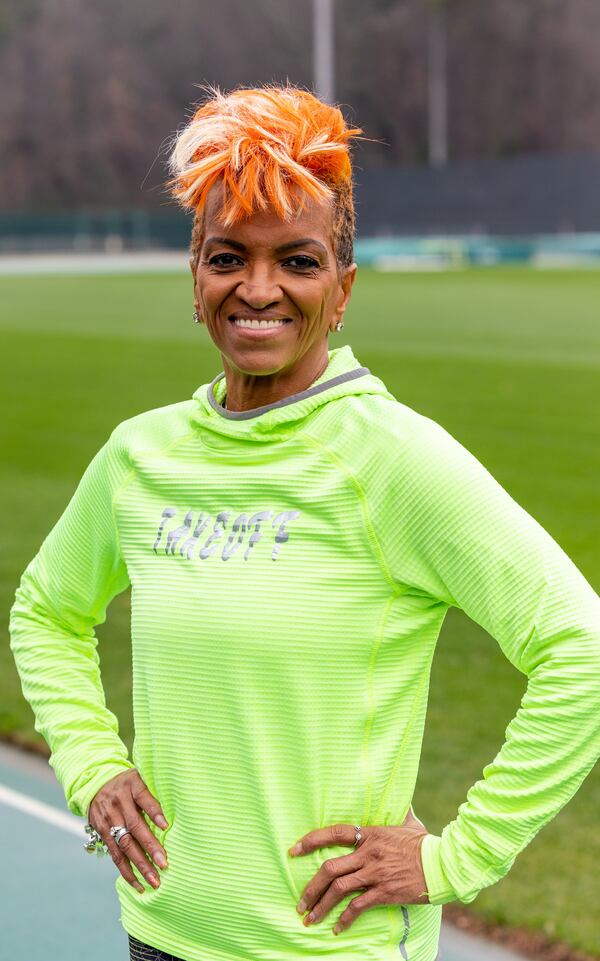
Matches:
[427,0,448,167]
[313,0,335,104]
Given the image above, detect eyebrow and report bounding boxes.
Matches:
[204,236,328,256]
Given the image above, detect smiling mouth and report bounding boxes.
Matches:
[229,317,293,330]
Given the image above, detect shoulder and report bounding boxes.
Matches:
[317,391,504,522]
[324,391,470,470]
[107,398,197,460]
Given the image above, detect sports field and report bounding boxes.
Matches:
[1,266,599,956]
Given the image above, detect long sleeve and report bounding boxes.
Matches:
[378,411,600,906]
[8,425,137,819]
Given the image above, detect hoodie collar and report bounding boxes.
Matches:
[189,344,393,444]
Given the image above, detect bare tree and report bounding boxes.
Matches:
[1,0,600,209]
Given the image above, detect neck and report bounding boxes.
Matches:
[221,344,330,413]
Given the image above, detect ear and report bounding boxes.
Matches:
[331,263,358,329]
[190,255,200,308]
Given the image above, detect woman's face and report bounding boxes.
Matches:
[191,183,357,390]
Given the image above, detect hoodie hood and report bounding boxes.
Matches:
[189,344,394,444]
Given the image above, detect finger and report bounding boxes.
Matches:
[102,834,146,894]
[333,886,385,935]
[300,867,369,928]
[112,828,162,890]
[123,802,169,871]
[296,849,364,916]
[96,811,162,891]
[289,823,363,857]
[130,778,169,830]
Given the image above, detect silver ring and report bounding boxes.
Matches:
[110,825,131,847]
[353,824,363,846]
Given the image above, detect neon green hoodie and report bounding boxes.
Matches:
[9,344,600,961]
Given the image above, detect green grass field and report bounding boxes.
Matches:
[1,266,599,955]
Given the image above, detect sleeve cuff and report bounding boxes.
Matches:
[420,832,457,905]
[67,760,137,820]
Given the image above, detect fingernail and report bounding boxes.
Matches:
[289,842,302,856]
[156,816,168,829]
[296,899,307,914]
[154,852,167,869]
[149,873,159,887]
[333,924,342,935]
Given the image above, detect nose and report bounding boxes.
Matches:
[235,263,283,309]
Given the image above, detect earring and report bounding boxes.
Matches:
[335,321,344,332]
[193,308,202,325]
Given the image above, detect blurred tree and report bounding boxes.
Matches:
[1,0,599,209]
[0,0,40,46]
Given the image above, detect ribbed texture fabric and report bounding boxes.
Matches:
[9,344,600,961]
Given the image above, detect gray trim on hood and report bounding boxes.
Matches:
[207,366,372,420]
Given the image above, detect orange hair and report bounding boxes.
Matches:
[166,83,363,269]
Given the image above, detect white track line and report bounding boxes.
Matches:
[0,783,82,835]
[0,251,189,275]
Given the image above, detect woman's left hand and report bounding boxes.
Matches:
[288,807,430,936]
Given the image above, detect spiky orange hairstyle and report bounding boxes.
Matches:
[166,83,363,270]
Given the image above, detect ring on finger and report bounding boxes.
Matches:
[110,825,131,847]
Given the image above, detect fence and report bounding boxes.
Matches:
[2,152,600,264]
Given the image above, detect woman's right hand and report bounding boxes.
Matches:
[87,768,169,894]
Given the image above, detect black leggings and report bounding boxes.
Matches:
[128,934,187,961]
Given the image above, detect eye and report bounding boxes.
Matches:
[284,255,320,270]
[206,253,243,267]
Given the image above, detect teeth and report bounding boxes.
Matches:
[233,318,287,329]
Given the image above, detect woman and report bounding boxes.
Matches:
[9,84,600,961]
